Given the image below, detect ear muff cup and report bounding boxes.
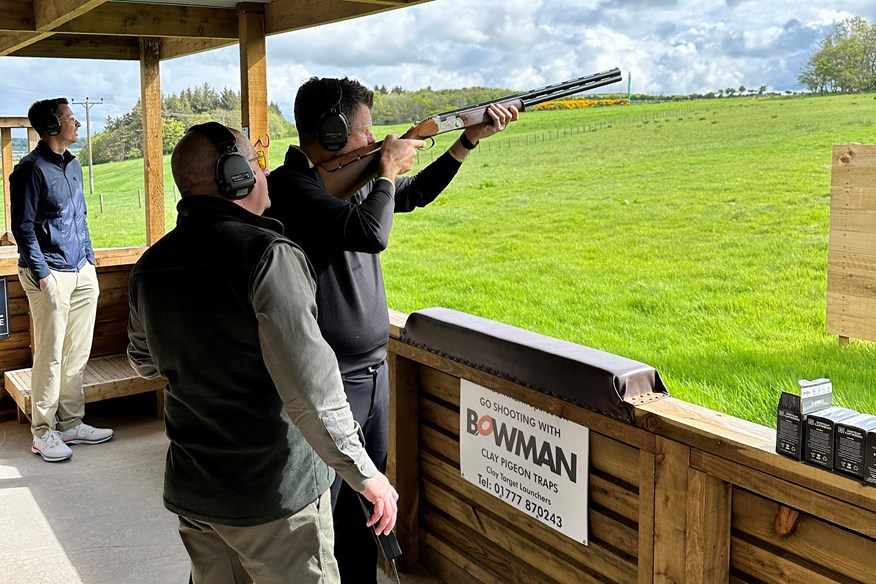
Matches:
[315,79,349,152]
[43,111,62,136]
[187,122,256,200]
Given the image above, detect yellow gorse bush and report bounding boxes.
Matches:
[534,98,629,110]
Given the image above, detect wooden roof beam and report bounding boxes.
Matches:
[0,1,34,31]
[159,38,235,60]
[264,0,430,34]
[0,117,32,128]
[343,0,411,5]
[1,3,238,41]
[8,34,141,59]
[54,3,239,40]
[0,32,54,57]
[34,0,109,31]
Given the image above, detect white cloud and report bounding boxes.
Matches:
[0,0,873,132]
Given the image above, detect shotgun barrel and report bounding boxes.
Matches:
[401,67,623,139]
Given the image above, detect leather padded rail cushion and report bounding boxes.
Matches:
[400,307,668,425]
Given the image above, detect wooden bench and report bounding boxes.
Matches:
[4,354,165,424]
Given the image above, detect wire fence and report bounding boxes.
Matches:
[83,187,181,214]
[412,104,712,166]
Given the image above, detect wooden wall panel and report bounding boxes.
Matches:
[415,358,643,583]
[827,144,876,341]
[731,489,875,583]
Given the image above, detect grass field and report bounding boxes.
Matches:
[3,94,874,427]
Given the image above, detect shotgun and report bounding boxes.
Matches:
[317,67,623,199]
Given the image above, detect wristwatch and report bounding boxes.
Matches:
[459,133,479,150]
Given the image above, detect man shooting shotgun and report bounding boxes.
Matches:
[264,69,619,582]
[264,74,520,584]
[316,67,623,199]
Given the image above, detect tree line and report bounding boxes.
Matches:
[87,84,529,164]
[90,84,296,164]
[799,16,875,93]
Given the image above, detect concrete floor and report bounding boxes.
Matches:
[0,394,440,584]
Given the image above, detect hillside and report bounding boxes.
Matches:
[2,93,874,426]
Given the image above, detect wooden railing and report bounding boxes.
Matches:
[386,309,876,583]
[0,247,151,415]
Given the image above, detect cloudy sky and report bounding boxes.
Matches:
[0,0,873,133]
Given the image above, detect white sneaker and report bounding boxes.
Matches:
[32,430,73,462]
[60,423,114,445]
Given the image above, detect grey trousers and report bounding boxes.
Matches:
[179,489,340,584]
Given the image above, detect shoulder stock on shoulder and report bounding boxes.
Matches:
[316,143,382,200]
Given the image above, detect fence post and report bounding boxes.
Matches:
[99,192,104,213]
[137,188,142,209]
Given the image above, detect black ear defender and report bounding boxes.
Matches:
[187,122,256,200]
[315,78,349,152]
[43,109,62,137]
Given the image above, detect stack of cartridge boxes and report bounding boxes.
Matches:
[776,378,876,485]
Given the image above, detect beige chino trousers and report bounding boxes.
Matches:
[19,262,99,438]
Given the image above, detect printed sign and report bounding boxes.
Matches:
[0,277,8,339]
[459,379,589,544]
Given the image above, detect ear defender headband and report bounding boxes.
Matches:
[43,108,62,137]
[315,78,349,152]
[187,122,256,200]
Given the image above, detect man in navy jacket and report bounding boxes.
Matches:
[11,97,112,462]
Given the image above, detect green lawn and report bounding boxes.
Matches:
[3,94,874,426]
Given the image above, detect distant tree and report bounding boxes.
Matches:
[800,16,876,93]
[162,118,186,154]
[190,83,218,113]
[218,87,241,111]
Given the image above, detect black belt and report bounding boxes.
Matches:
[342,360,384,379]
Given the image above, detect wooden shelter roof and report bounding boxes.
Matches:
[0,0,430,60]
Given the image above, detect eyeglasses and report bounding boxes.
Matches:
[60,114,77,124]
[354,123,372,137]
[249,134,270,170]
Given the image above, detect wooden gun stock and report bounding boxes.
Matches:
[317,67,622,199]
[316,145,382,201]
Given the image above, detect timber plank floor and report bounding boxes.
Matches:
[0,395,438,584]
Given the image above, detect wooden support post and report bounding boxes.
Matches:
[685,469,731,583]
[653,437,690,583]
[638,450,657,584]
[238,4,268,155]
[1,127,12,233]
[139,38,165,245]
[25,128,38,152]
[387,347,421,568]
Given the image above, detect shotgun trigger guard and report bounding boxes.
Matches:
[424,137,436,150]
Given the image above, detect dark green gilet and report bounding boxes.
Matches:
[129,196,333,526]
